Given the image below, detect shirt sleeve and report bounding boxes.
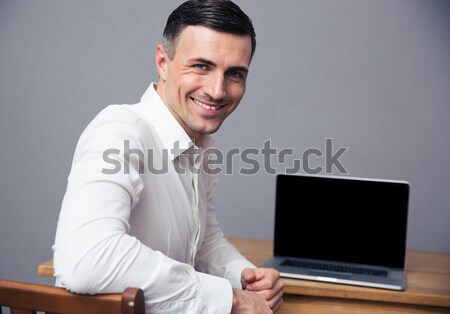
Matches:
[194,172,256,289]
[53,108,233,314]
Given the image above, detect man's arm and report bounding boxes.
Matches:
[53,109,234,313]
[193,167,282,312]
[194,172,256,288]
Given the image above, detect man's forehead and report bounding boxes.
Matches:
[176,25,252,65]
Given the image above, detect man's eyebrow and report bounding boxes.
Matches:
[188,57,217,67]
[188,57,249,73]
[228,66,249,74]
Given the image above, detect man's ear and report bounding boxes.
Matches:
[155,44,169,81]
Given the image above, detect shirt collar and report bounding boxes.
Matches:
[138,82,214,160]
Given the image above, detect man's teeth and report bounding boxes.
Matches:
[193,98,221,110]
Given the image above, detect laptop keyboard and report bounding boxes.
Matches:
[281,259,388,277]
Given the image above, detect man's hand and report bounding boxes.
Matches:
[231,288,272,314]
[241,267,284,312]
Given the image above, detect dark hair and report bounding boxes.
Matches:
[163,0,256,60]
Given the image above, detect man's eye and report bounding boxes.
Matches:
[193,64,208,70]
[227,70,243,79]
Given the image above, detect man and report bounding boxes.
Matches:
[53,1,283,313]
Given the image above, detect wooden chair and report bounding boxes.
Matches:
[0,279,145,314]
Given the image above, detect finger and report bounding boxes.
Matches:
[246,280,270,291]
[246,270,280,291]
[254,278,284,300]
[272,296,283,313]
[267,288,284,309]
[268,279,285,300]
[241,267,257,286]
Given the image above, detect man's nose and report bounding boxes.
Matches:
[205,73,227,100]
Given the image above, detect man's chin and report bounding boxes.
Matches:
[191,123,223,137]
[198,127,220,135]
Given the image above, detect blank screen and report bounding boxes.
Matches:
[274,174,409,268]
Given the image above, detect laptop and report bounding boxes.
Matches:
[261,174,410,290]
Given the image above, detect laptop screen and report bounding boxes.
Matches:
[274,174,409,269]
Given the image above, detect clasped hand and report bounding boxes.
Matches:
[232,267,284,313]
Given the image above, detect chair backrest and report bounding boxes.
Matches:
[0,279,145,314]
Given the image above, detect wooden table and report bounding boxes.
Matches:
[39,237,450,313]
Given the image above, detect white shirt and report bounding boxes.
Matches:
[53,83,255,314]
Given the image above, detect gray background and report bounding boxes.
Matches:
[0,0,449,286]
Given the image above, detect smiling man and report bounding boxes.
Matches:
[156,25,250,140]
[53,1,283,313]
